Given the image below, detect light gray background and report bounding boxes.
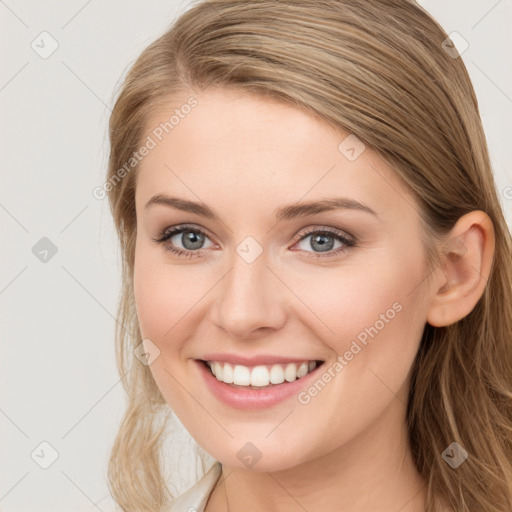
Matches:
[1,1,511,511]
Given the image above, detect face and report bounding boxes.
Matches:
[133,87,433,472]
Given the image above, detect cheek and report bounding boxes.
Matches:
[288,249,428,401]
[291,255,425,347]
[133,246,201,407]
[133,244,203,342]
[276,259,428,459]
[134,260,173,340]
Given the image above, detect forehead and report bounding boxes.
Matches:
[141,86,343,164]
[135,87,415,226]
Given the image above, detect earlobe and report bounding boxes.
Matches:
[426,211,495,327]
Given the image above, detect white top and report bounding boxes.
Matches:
[166,462,222,512]
[88,462,222,512]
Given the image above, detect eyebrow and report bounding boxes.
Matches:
[144,194,377,221]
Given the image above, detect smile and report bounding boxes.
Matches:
[205,360,320,388]
[196,358,326,409]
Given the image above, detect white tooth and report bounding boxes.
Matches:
[233,365,251,386]
[284,363,298,382]
[213,361,223,381]
[269,364,285,384]
[297,362,309,378]
[222,363,234,383]
[213,361,316,387]
[251,366,270,387]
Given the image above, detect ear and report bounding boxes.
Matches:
[426,210,495,327]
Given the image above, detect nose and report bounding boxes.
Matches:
[209,245,287,339]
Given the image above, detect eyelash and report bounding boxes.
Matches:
[151,224,356,259]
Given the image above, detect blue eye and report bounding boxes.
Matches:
[294,227,355,258]
[152,225,214,258]
[152,224,356,259]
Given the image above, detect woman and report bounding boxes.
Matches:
[104,1,512,511]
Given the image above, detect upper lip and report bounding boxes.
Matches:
[198,353,324,366]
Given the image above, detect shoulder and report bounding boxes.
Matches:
[165,461,222,512]
[81,462,222,512]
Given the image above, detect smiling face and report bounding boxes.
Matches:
[133,86,434,472]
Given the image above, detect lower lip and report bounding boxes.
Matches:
[195,360,324,410]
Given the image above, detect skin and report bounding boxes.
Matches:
[133,87,495,512]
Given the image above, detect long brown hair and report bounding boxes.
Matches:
[105,1,512,510]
